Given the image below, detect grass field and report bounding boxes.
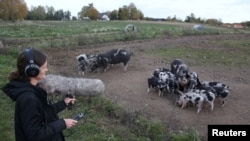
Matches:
[1,20,248,49]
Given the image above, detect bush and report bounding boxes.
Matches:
[168,127,200,141]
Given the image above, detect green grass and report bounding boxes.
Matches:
[168,127,200,141]
[1,20,248,49]
[0,50,17,87]
[0,48,18,141]
[0,92,15,141]
[57,96,165,141]
[147,40,250,68]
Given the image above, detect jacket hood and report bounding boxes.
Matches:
[1,81,44,101]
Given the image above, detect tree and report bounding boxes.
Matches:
[117,3,143,20]
[185,13,196,23]
[166,16,172,21]
[33,6,46,20]
[128,2,137,20]
[78,6,89,20]
[205,18,222,26]
[77,2,144,21]
[88,7,99,20]
[110,10,118,20]
[64,10,71,20]
[0,0,28,20]
[26,6,46,20]
[138,10,144,20]
[72,16,77,21]
[172,15,177,22]
[54,9,64,20]
[78,3,99,20]
[241,21,250,27]
[118,5,129,20]
[46,6,56,20]
[117,8,122,20]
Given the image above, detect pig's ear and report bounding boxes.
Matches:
[177,90,183,95]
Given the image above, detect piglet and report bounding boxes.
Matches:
[176,90,204,114]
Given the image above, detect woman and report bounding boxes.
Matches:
[2,47,77,141]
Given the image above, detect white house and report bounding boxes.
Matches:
[101,14,110,21]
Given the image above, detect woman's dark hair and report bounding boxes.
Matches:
[8,48,47,81]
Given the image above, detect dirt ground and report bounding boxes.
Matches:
[43,34,250,140]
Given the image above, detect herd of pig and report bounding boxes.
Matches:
[76,49,230,114]
[148,59,230,113]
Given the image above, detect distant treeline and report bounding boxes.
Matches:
[0,0,249,26]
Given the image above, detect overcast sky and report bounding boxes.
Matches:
[24,0,249,23]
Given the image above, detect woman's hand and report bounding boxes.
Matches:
[64,97,76,106]
[64,119,78,129]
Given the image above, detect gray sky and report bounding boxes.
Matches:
[25,0,250,23]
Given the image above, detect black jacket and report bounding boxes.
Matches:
[2,80,67,141]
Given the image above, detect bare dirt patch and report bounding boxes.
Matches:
[43,34,250,140]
